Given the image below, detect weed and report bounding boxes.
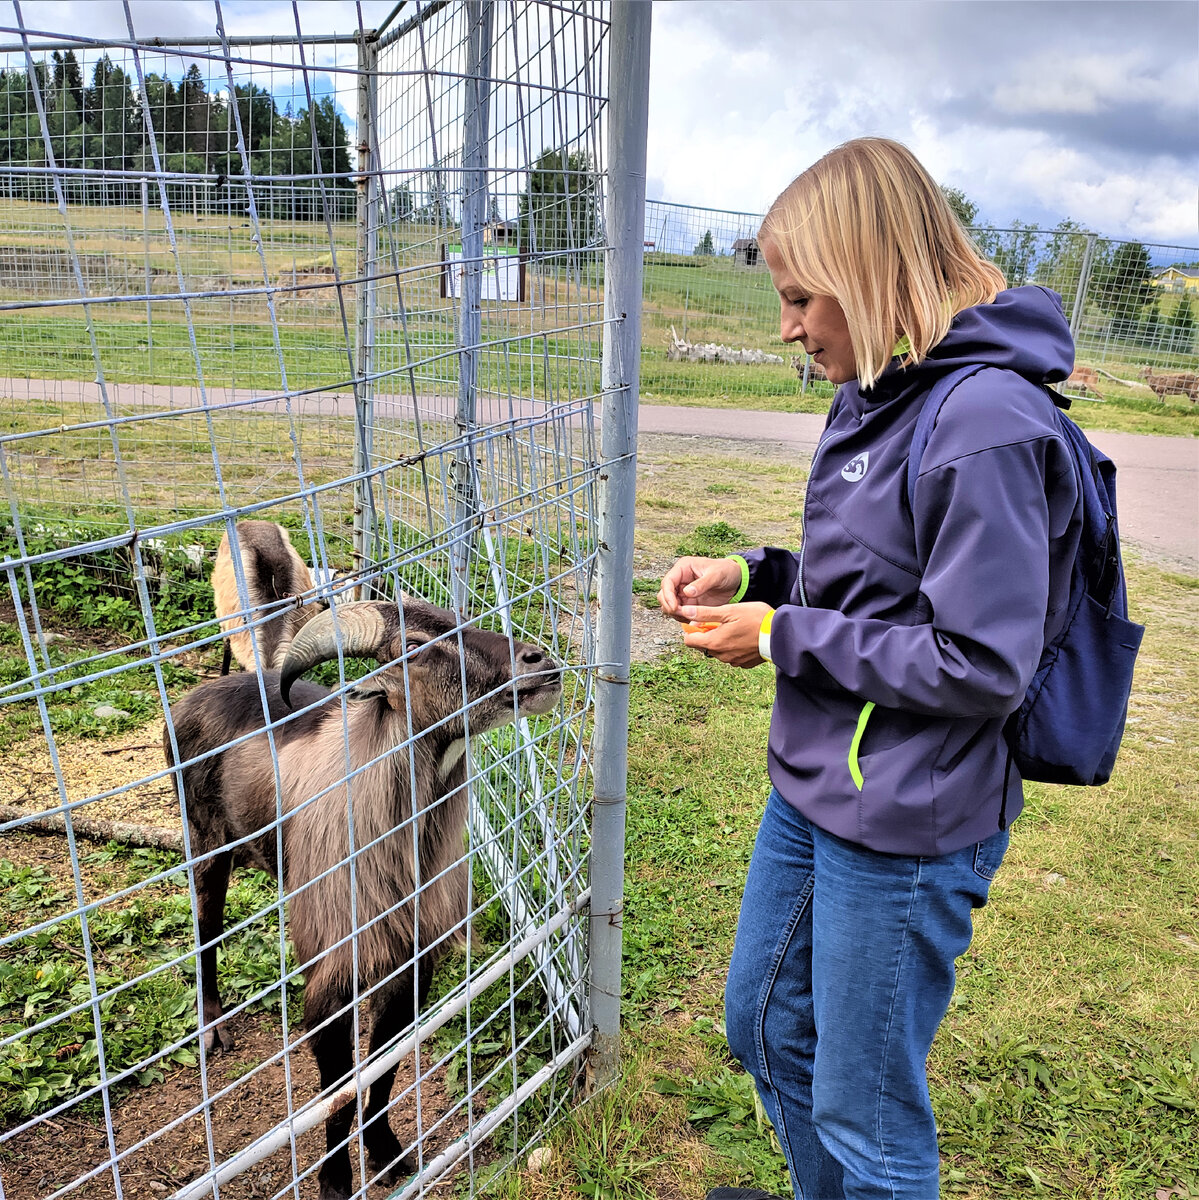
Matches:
[0,844,299,1123]
[675,521,746,558]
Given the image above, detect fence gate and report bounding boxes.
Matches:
[0,2,648,1197]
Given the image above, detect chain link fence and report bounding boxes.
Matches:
[0,3,647,1197]
[640,198,1199,407]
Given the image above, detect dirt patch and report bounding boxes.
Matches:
[0,1007,494,1199]
[0,719,179,835]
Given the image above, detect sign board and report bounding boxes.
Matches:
[441,243,526,302]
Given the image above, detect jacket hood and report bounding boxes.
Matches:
[868,285,1074,403]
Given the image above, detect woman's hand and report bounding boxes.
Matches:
[658,556,743,619]
[680,601,774,669]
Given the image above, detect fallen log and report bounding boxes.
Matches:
[667,325,784,365]
[0,803,183,851]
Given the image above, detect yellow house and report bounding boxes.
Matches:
[1151,267,1199,293]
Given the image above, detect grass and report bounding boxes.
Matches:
[1,193,1193,435]
[0,466,1195,1197]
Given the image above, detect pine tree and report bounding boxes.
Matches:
[1168,294,1196,355]
[181,64,210,167]
[518,148,598,253]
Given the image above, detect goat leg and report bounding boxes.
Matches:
[307,992,358,1200]
[194,848,235,1053]
[360,957,436,1184]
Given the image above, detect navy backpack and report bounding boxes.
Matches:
[907,364,1145,790]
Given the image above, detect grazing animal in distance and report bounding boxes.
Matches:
[1142,367,1199,403]
[164,598,562,1199]
[212,520,324,675]
[1065,365,1104,399]
[790,353,828,381]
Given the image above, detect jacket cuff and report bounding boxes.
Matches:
[728,555,750,603]
[759,608,774,662]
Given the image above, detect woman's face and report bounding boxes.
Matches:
[761,238,856,385]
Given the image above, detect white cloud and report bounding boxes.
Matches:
[645,0,1198,245]
[992,51,1189,117]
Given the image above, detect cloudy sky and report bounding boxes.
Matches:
[3,0,1196,246]
[646,1,1198,247]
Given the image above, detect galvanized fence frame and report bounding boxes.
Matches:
[639,198,1199,405]
[0,3,647,1197]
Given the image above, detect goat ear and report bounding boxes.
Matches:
[346,677,388,701]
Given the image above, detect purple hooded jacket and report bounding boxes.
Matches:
[735,286,1083,855]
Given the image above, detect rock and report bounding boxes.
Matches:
[93,705,131,721]
[527,1145,553,1172]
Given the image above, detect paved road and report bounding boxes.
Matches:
[639,403,1199,576]
[4,377,1196,575]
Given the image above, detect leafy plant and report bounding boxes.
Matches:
[0,845,299,1122]
[0,518,217,640]
[675,521,746,558]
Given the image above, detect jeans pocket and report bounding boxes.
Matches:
[972,828,1010,881]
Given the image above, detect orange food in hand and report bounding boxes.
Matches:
[681,621,720,633]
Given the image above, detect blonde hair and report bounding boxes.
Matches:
[759,137,1006,389]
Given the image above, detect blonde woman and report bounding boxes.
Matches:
[659,138,1082,1199]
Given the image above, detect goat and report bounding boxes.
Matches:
[164,599,562,1199]
[212,520,324,675]
[1142,367,1199,403]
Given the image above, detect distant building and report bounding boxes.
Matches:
[1152,266,1199,293]
[484,219,520,246]
[733,236,760,268]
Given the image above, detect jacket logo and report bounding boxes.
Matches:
[841,452,869,482]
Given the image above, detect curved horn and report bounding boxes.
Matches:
[279,602,389,708]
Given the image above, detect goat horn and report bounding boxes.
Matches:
[279,603,388,708]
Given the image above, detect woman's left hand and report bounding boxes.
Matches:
[680,601,774,669]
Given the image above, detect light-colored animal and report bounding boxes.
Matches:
[212,520,322,675]
[1065,365,1103,399]
[1142,367,1199,402]
[164,599,561,1200]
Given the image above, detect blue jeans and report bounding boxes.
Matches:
[725,789,1008,1200]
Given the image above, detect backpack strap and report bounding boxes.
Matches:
[905,364,990,513]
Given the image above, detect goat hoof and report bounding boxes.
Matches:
[366,1132,414,1185]
[316,1173,352,1200]
[371,1153,415,1188]
[201,1022,234,1054]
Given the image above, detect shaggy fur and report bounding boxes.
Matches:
[213,520,320,674]
[165,599,561,1199]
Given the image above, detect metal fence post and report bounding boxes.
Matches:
[589,0,651,1090]
[451,0,493,610]
[1070,231,1098,343]
[141,176,153,373]
[354,31,379,595]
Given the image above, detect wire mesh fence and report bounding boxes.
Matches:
[0,2,639,1197]
[639,198,1199,408]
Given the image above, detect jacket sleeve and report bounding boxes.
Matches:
[735,546,801,606]
[765,432,1076,718]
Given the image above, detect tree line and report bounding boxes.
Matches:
[0,50,352,209]
[941,188,1196,356]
